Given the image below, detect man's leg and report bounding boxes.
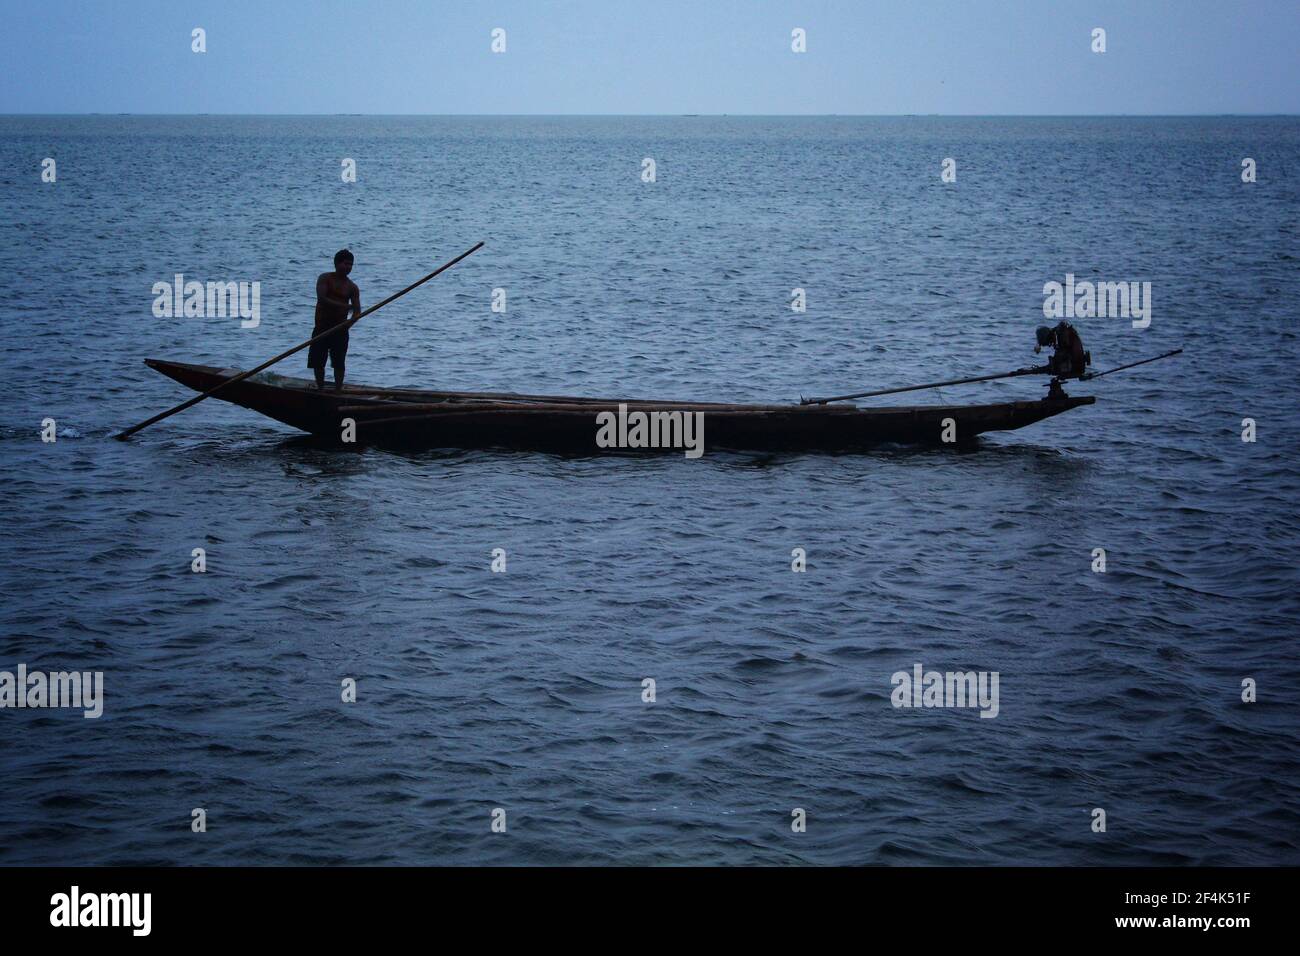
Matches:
[331,334,348,391]
[308,339,327,388]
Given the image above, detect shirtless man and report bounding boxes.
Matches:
[309,249,361,390]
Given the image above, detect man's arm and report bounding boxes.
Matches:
[350,283,362,319]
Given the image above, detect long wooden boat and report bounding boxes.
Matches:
[144,358,1094,452]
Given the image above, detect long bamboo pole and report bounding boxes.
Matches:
[1080,348,1182,381]
[801,363,1049,405]
[802,347,1184,405]
[114,241,485,439]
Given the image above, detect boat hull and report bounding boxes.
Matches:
[144,359,1094,452]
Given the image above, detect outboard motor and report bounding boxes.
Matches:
[1035,322,1091,379]
[1035,322,1091,399]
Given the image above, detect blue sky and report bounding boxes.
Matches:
[2,0,1296,114]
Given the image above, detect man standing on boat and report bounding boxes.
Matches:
[309,249,361,390]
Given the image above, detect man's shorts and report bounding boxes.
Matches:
[307,330,349,370]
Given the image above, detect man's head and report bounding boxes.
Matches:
[1035,325,1056,353]
[334,249,354,276]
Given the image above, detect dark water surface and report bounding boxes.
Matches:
[1,116,1297,864]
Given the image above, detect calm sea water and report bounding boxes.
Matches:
[0,116,1297,865]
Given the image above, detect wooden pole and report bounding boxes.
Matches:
[801,363,1049,405]
[1081,348,1183,381]
[114,241,484,439]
